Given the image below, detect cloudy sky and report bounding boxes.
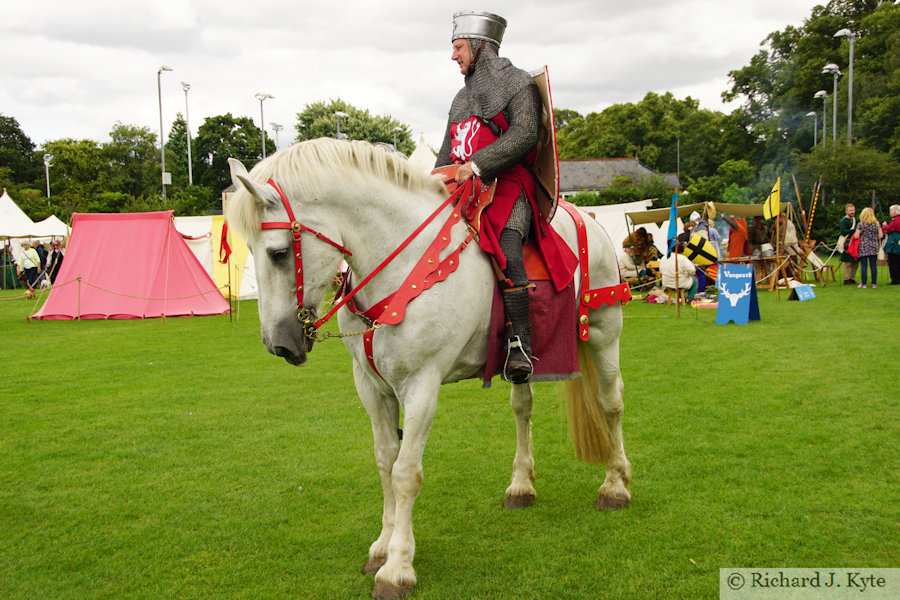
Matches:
[1,0,821,153]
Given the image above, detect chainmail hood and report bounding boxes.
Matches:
[464,41,534,119]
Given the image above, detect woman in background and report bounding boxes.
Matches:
[855,207,883,288]
[882,204,900,285]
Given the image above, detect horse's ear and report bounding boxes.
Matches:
[228,157,280,208]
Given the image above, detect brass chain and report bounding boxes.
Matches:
[298,303,382,343]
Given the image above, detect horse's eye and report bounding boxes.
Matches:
[268,247,290,262]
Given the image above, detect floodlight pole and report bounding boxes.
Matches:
[255,93,274,159]
[806,112,818,146]
[823,63,840,144]
[158,65,173,198]
[334,111,349,139]
[182,82,193,186]
[270,122,283,149]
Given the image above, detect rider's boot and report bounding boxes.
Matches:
[502,287,533,384]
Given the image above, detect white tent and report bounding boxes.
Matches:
[0,188,36,238]
[577,199,674,254]
[30,215,69,239]
[1,189,69,268]
[407,135,437,174]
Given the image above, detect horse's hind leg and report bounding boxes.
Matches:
[587,317,632,510]
[505,382,536,508]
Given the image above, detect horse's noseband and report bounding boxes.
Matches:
[259,179,351,338]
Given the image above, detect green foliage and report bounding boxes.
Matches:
[685,159,757,204]
[798,142,900,204]
[295,99,414,155]
[37,138,106,214]
[555,93,751,181]
[103,122,159,199]
[566,174,673,209]
[165,113,195,187]
[194,113,269,194]
[0,114,39,184]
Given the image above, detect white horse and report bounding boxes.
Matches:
[227,138,631,599]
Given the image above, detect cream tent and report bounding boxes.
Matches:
[578,199,671,254]
[173,215,257,300]
[407,135,437,174]
[0,188,36,238]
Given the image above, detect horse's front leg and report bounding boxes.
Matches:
[505,382,536,508]
[372,377,439,600]
[355,366,401,576]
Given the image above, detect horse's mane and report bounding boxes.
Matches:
[227,138,446,238]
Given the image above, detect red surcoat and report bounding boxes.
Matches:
[450,113,577,292]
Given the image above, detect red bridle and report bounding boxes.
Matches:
[259,176,474,342]
[259,179,352,333]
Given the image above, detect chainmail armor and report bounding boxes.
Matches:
[506,194,531,239]
[436,43,542,183]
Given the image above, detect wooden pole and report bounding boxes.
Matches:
[792,173,808,239]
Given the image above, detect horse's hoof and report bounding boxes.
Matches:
[362,556,386,575]
[595,494,629,511]
[504,493,535,509]
[372,580,415,599]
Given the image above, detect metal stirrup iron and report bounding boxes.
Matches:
[503,335,533,384]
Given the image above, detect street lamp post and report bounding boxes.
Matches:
[392,126,402,150]
[806,111,818,147]
[834,28,856,142]
[255,93,274,159]
[270,122,283,150]
[181,82,193,186]
[334,111,349,139]
[814,90,828,145]
[43,154,53,204]
[158,65,173,198]
[822,63,841,144]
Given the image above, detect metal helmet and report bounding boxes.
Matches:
[452,11,507,47]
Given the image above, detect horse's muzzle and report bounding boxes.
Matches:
[272,344,308,366]
[262,317,311,366]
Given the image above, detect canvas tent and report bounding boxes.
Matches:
[576,200,658,251]
[407,135,437,174]
[32,211,230,320]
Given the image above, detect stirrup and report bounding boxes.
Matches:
[503,335,533,384]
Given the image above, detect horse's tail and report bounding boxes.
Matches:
[560,340,612,465]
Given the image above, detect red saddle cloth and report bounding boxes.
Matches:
[480,240,578,388]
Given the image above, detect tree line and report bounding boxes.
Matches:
[0,99,412,223]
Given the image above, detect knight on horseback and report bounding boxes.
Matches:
[436,10,575,384]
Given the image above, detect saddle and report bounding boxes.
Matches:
[430,165,631,386]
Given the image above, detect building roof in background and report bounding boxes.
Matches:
[559,158,679,194]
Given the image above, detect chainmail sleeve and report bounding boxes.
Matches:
[470,83,541,181]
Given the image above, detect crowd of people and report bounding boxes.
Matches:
[839,203,899,287]
[618,200,898,300]
[6,239,65,293]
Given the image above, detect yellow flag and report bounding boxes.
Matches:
[763,177,781,219]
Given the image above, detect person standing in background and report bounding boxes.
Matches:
[854,207,883,288]
[839,203,859,285]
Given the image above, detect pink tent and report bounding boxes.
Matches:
[32,211,230,320]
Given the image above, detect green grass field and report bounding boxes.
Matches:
[1,267,898,599]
